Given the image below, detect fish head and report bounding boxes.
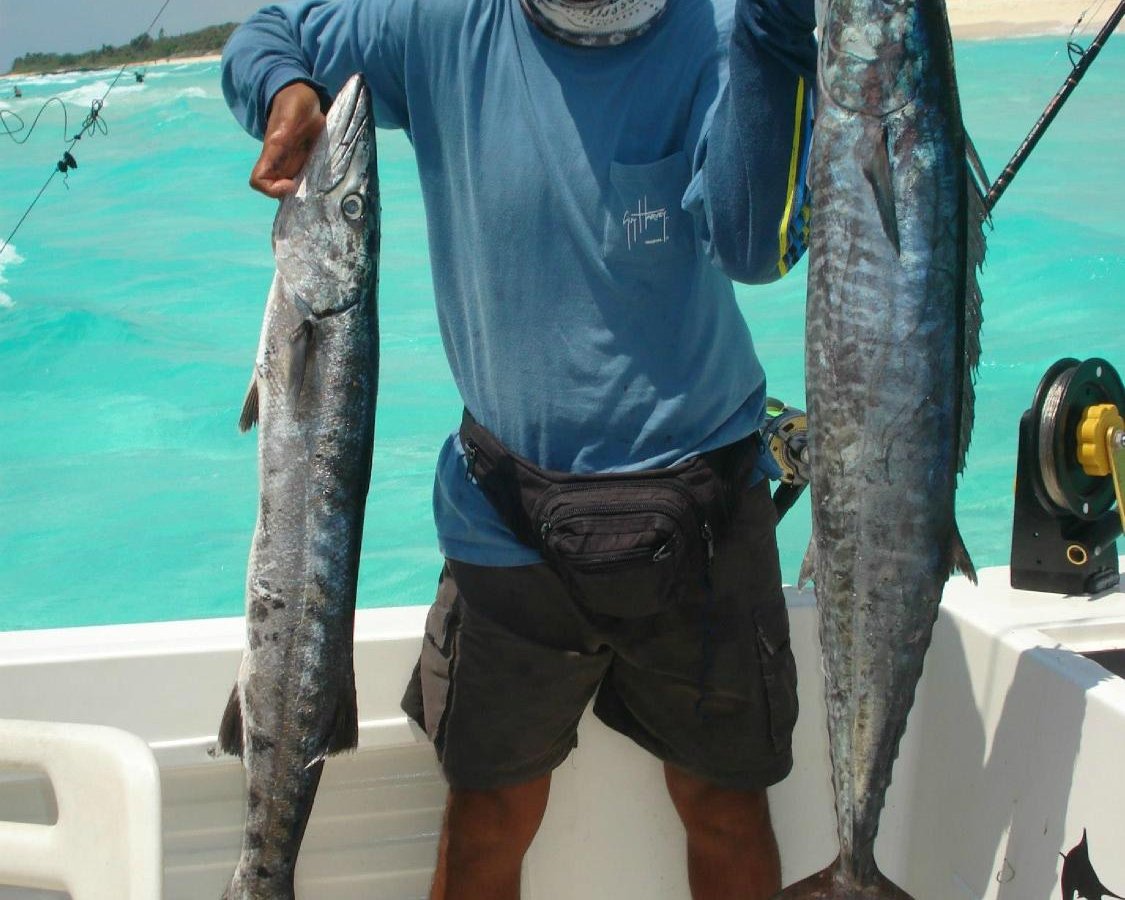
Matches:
[820,0,938,116]
[272,74,379,317]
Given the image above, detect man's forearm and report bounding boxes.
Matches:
[699,0,817,284]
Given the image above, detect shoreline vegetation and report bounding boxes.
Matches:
[2,1,1122,80]
[3,24,237,77]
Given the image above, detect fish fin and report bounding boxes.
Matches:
[238,374,259,433]
[217,683,244,758]
[797,539,817,589]
[965,131,992,201]
[950,519,978,585]
[326,671,360,754]
[862,126,901,255]
[957,145,988,474]
[286,320,315,410]
[304,673,360,770]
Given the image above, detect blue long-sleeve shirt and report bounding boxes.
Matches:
[222,0,815,566]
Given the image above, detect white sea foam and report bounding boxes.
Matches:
[175,86,210,100]
[19,72,82,87]
[56,80,144,108]
[0,244,23,309]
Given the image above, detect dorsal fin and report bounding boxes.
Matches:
[957,132,989,473]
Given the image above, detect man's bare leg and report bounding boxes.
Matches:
[664,763,781,900]
[430,772,552,900]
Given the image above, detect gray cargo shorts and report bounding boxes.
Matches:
[400,479,798,791]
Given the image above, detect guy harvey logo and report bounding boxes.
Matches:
[623,196,671,250]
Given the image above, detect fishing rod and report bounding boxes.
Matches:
[984,0,1125,213]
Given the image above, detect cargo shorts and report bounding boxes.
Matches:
[400,479,798,791]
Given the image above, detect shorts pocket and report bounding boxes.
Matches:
[602,152,695,272]
[420,581,461,749]
[754,604,798,753]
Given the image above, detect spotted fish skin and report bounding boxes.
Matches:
[217,74,380,900]
[780,0,984,896]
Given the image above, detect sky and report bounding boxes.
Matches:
[0,0,267,73]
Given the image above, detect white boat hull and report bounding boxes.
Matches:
[1,562,1123,899]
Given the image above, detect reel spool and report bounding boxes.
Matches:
[764,397,810,521]
[1011,357,1125,594]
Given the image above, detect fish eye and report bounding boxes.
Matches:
[341,194,365,220]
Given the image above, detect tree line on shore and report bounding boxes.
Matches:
[7,24,238,75]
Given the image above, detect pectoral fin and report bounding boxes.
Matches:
[863,126,901,256]
[286,320,315,410]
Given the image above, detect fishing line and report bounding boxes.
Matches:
[1,97,72,145]
[985,0,1125,212]
[0,0,176,256]
[1069,0,1111,43]
[1067,0,1110,64]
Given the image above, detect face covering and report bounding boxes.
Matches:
[519,0,669,46]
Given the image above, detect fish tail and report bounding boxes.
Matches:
[217,683,244,757]
[776,856,915,898]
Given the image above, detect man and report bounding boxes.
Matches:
[222,0,815,896]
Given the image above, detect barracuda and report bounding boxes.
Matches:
[780,1,986,896]
[216,73,380,900]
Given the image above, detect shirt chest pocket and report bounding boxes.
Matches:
[602,151,697,272]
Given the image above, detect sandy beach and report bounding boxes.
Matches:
[0,53,222,81]
[946,0,1122,38]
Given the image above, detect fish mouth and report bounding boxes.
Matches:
[321,74,373,193]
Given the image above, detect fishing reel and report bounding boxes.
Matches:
[1010,358,1125,595]
[764,397,810,521]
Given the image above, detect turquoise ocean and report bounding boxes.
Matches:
[0,38,1122,632]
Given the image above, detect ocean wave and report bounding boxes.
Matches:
[55,80,144,108]
[15,72,83,87]
[174,87,211,100]
[0,244,24,308]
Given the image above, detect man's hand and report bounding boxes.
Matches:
[250,81,326,198]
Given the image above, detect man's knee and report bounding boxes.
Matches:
[446,773,552,857]
[664,764,772,841]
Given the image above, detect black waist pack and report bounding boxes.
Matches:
[460,410,758,618]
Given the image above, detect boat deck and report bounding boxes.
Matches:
[1,561,1123,898]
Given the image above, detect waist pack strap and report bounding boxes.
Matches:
[458,409,759,552]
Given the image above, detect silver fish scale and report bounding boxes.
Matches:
[234,273,378,895]
[220,74,380,900]
[798,0,981,893]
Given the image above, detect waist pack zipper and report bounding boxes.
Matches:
[540,505,714,566]
[464,438,480,482]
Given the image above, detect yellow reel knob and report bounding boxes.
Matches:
[1077,403,1124,477]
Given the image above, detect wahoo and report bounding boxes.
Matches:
[216,74,380,900]
[781,0,986,896]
